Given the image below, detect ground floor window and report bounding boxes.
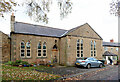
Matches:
[20,41,25,57]
[26,41,31,57]
[37,42,41,57]
[43,42,47,57]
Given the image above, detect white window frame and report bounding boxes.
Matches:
[42,42,47,57]
[37,42,42,57]
[76,39,80,58]
[26,41,31,58]
[20,41,25,58]
[93,41,96,57]
[91,41,93,57]
[80,40,83,57]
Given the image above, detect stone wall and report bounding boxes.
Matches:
[65,36,103,66]
[103,46,118,55]
[0,31,10,63]
[59,37,67,65]
[11,33,59,64]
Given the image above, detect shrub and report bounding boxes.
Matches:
[5,60,29,66]
[21,61,29,65]
[5,61,14,65]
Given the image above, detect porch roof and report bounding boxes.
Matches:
[103,51,117,56]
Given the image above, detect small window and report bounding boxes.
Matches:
[20,41,25,57]
[111,48,113,52]
[104,47,107,51]
[26,41,31,57]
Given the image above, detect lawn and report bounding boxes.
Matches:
[2,64,61,80]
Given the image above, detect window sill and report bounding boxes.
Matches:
[36,57,47,59]
[20,57,32,59]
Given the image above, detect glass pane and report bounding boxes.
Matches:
[26,42,30,49]
[21,45,25,48]
[81,40,83,44]
[77,43,79,46]
[38,50,41,56]
[81,54,83,57]
[91,47,93,50]
[81,51,83,53]
[43,50,46,53]
[27,50,30,56]
[91,51,93,56]
[43,53,46,56]
[77,39,79,42]
[21,50,24,56]
[77,47,79,50]
[38,42,41,49]
[81,44,83,46]
[81,47,83,50]
[43,50,46,56]
[21,42,25,49]
[77,54,80,57]
[43,46,46,49]
[94,51,96,56]
[77,51,79,53]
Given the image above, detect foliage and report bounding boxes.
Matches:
[2,64,61,80]
[58,0,72,19]
[5,61,14,65]
[0,0,72,23]
[110,0,120,16]
[5,60,29,65]
[0,0,17,17]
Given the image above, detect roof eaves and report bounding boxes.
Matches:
[61,31,68,37]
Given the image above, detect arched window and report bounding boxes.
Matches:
[77,39,80,58]
[37,42,41,57]
[81,40,83,57]
[26,41,31,57]
[91,41,93,56]
[94,41,96,56]
[43,42,47,57]
[20,41,25,57]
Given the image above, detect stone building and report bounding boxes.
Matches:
[10,14,103,66]
[0,31,10,63]
[103,39,120,64]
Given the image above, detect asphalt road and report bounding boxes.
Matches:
[65,65,119,80]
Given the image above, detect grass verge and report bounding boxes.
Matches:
[2,64,61,80]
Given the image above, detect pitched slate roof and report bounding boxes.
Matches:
[103,42,120,47]
[103,51,117,56]
[14,22,67,37]
[14,22,102,39]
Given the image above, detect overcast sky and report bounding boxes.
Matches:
[0,0,118,42]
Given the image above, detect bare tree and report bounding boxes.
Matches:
[0,0,17,17]
[0,0,72,23]
[110,0,120,17]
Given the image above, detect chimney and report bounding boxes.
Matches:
[110,39,114,43]
[11,13,15,32]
